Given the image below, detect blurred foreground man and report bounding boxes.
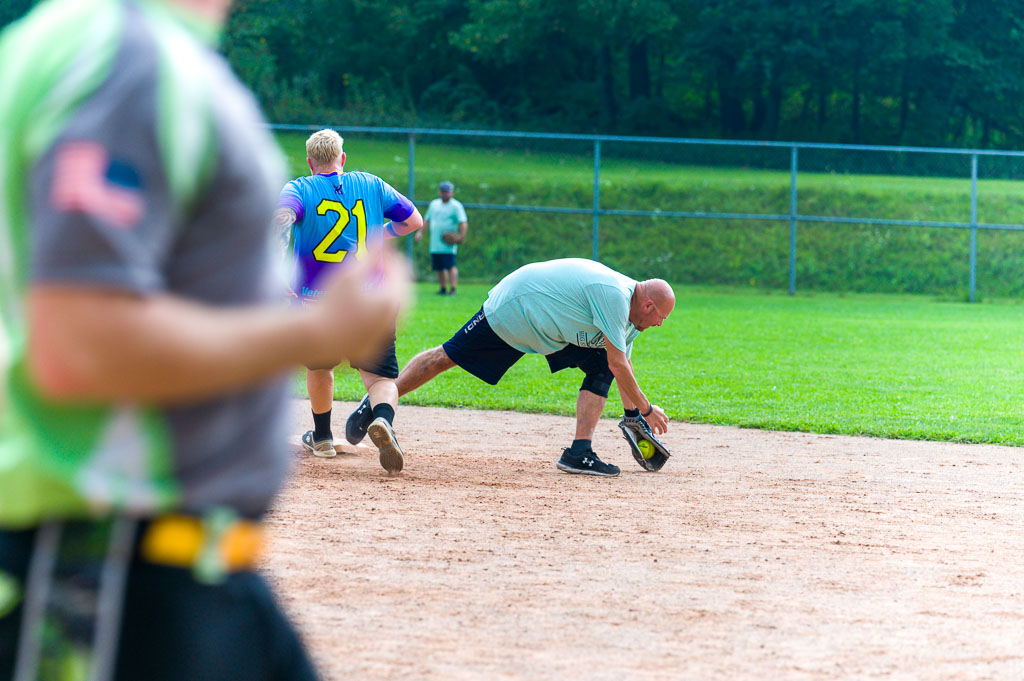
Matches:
[0,0,407,679]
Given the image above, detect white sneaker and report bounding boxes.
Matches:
[367,418,404,473]
[301,430,336,458]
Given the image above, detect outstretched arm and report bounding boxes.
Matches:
[28,252,410,404]
[271,207,298,297]
[272,207,296,258]
[605,342,669,434]
[386,207,423,238]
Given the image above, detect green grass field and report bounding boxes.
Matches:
[314,283,1024,446]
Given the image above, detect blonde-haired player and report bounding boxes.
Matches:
[274,129,422,472]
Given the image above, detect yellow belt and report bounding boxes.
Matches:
[139,510,264,583]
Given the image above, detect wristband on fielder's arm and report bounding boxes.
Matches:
[618,413,671,472]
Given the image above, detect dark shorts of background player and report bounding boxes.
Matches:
[431,253,456,271]
[350,331,399,379]
[442,307,610,385]
[0,520,319,681]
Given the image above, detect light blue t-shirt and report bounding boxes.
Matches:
[482,259,640,356]
[425,197,467,255]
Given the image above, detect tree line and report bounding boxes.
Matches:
[4,0,1024,148]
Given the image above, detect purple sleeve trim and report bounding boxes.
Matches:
[277,185,304,221]
[383,194,415,222]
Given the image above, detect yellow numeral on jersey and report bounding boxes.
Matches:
[312,199,368,263]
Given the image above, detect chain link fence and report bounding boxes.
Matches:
[271,124,1024,300]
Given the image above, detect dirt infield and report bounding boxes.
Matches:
[264,400,1024,681]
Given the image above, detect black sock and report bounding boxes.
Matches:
[624,408,640,418]
[312,409,332,441]
[371,403,395,425]
[570,439,592,454]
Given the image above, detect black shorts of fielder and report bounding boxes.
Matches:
[442,308,614,396]
[349,331,399,379]
[431,252,456,271]
[0,521,319,681]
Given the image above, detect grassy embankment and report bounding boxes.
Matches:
[277,131,1024,298]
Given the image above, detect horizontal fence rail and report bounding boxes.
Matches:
[270,124,1024,301]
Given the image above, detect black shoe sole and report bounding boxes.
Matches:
[556,461,620,477]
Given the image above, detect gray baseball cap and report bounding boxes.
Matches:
[439,181,454,191]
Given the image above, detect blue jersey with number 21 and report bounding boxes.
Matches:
[277,171,414,302]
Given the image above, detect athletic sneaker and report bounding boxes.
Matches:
[556,448,620,477]
[301,430,336,458]
[345,394,372,445]
[367,417,405,473]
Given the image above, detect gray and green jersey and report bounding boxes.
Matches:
[0,0,289,527]
[425,197,467,255]
[482,258,641,356]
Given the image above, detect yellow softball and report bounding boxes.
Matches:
[638,439,654,459]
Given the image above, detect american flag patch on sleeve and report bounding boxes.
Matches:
[51,141,143,229]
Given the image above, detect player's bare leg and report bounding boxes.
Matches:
[396,346,456,396]
[574,389,606,440]
[307,369,334,413]
[362,372,398,411]
[359,370,404,473]
[303,367,336,457]
[448,266,458,295]
[436,270,447,294]
[557,389,620,477]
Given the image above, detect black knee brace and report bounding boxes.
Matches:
[580,368,614,398]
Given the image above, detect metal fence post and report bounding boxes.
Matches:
[970,153,978,302]
[788,146,798,295]
[407,133,415,269]
[592,139,601,261]
[401,131,413,270]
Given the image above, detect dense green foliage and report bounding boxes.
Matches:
[278,132,1024,298]
[4,1,1024,146]
[320,283,1024,446]
[219,0,1024,148]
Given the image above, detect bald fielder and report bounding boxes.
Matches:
[347,258,674,476]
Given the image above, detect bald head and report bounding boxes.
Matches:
[643,279,674,311]
[630,279,675,330]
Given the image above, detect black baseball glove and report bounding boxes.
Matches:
[618,413,671,472]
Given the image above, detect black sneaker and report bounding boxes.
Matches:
[556,448,620,477]
[345,395,372,444]
[301,430,335,458]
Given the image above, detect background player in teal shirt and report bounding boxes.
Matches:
[348,258,674,477]
[275,129,422,472]
[416,181,468,295]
